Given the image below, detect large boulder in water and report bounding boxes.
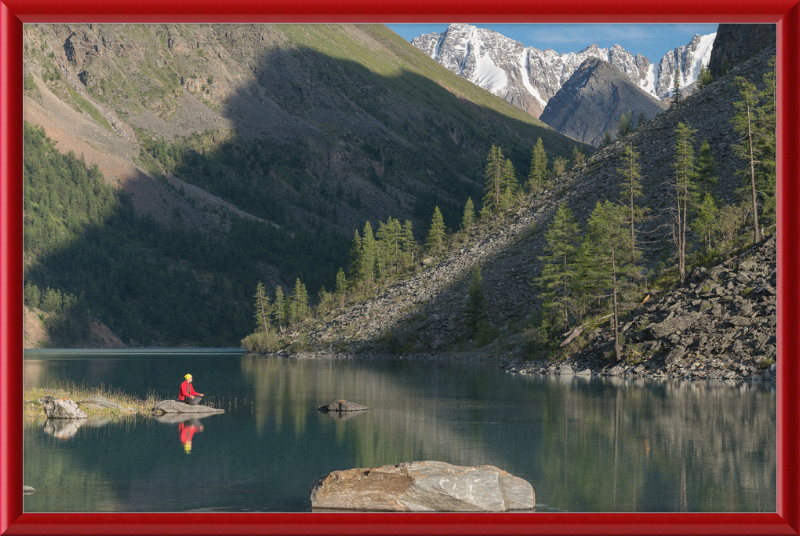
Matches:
[309,461,534,512]
[38,396,87,419]
[151,400,225,414]
[318,399,368,412]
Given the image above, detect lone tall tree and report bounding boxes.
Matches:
[617,145,643,266]
[672,122,698,284]
[731,77,762,243]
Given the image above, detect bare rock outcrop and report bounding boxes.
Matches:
[309,461,534,512]
[39,396,87,419]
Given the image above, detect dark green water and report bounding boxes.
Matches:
[23,350,776,513]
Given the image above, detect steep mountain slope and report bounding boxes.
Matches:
[411,24,715,117]
[300,47,775,380]
[539,58,668,146]
[22,23,589,346]
[708,24,776,77]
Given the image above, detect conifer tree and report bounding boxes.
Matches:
[601,130,613,147]
[335,268,346,307]
[538,204,581,333]
[254,281,271,336]
[400,220,417,268]
[672,68,682,105]
[731,77,762,243]
[347,230,362,290]
[757,56,777,225]
[375,220,389,279]
[572,146,585,168]
[636,112,646,131]
[692,192,719,252]
[425,206,446,255]
[482,145,505,213]
[291,278,309,324]
[500,159,518,211]
[552,157,568,179]
[617,145,643,266]
[585,200,637,362]
[461,197,476,231]
[391,217,404,273]
[527,138,548,192]
[464,265,486,333]
[697,64,713,88]
[673,122,698,284]
[273,285,285,331]
[696,139,718,197]
[616,111,633,139]
[360,221,377,287]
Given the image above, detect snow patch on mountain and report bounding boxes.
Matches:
[410,23,716,117]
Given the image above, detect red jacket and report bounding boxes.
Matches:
[179,381,199,401]
[179,422,199,443]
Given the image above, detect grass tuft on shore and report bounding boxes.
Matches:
[24,381,160,420]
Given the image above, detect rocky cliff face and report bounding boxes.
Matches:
[539,58,668,146]
[301,48,776,381]
[707,24,776,78]
[411,24,715,117]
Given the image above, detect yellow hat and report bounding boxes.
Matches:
[184,441,192,453]
[184,374,192,380]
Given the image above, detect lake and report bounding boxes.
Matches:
[23,349,776,513]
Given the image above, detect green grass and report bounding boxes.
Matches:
[24,381,159,420]
[66,84,115,134]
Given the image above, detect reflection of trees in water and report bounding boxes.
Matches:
[241,356,776,512]
[532,375,776,512]
[239,356,499,470]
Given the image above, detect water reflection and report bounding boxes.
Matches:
[178,420,204,454]
[43,417,111,440]
[22,353,775,513]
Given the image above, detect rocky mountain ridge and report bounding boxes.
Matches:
[539,58,668,146]
[291,47,777,382]
[411,23,715,118]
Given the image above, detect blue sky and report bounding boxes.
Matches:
[386,24,719,63]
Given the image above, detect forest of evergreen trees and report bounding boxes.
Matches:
[23,122,347,346]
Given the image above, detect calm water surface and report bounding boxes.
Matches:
[23,350,776,513]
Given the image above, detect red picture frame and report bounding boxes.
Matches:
[1,1,798,534]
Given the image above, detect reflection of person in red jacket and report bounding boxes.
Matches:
[179,420,204,454]
[179,374,204,405]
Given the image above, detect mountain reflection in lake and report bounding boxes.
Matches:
[23,351,776,513]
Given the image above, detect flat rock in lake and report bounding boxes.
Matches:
[318,399,368,412]
[23,486,36,495]
[152,400,225,414]
[309,461,534,512]
[78,396,123,410]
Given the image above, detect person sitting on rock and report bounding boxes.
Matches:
[179,374,204,405]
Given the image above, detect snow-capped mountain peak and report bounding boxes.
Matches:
[411,23,716,117]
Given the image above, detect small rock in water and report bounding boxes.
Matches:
[318,399,368,412]
[23,486,36,495]
[310,461,533,511]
